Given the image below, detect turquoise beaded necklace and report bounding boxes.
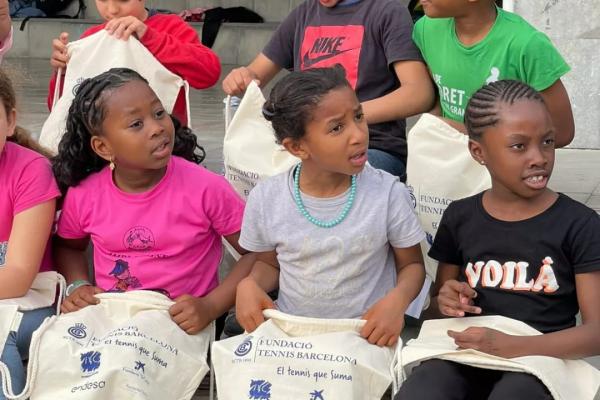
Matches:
[293,164,356,228]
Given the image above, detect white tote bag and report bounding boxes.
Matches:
[0,271,65,360]
[399,316,600,400]
[223,81,299,199]
[0,291,213,400]
[406,114,491,280]
[212,309,399,400]
[39,30,190,154]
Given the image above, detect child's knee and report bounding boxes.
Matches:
[395,359,466,400]
[489,371,552,400]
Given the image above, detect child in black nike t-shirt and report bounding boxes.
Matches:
[222,0,434,180]
[396,80,600,400]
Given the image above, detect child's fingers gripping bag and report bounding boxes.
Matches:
[223,81,299,199]
[39,29,189,154]
[1,291,213,400]
[406,114,491,280]
[212,309,398,400]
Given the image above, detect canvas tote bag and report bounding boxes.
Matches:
[406,114,491,280]
[223,81,298,199]
[0,271,65,365]
[0,290,213,400]
[399,316,600,400]
[39,29,190,153]
[212,309,400,400]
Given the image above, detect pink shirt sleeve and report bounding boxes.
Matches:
[56,188,86,239]
[0,28,13,64]
[203,175,245,236]
[14,156,60,215]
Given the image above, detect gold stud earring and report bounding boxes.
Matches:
[479,160,485,165]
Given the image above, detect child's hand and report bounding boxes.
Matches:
[61,285,103,313]
[360,288,406,347]
[50,32,69,71]
[438,280,481,317]
[222,67,260,96]
[235,277,275,333]
[105,16,148,41]
[169,294,215,335]
[448,327,517,358]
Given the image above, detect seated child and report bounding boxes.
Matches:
[396,80,600,399]
[52,68,251,335]
[0,68,60,399]
[414,0,574,146]
[235,65,426,347]
[49,0,220,125]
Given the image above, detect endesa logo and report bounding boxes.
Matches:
[80,351,101,377]
[71,380,106,394]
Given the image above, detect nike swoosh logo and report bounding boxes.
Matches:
[302,48,355,68]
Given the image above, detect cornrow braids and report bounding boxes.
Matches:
[263,64,351,144]
[464,79,545,140]
[52,68,205,194]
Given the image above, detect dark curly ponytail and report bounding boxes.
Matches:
[52,68,204,194]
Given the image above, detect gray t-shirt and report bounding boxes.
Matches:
[262,0,422,161]
[239,164,425,319]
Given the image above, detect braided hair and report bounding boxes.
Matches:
[464,79,545,140]
[52,68,204,194]
[262,65,351,144]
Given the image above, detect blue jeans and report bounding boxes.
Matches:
[367,149,406,181]
[0,306,54,399]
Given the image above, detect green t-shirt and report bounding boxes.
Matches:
[413,8,570,122]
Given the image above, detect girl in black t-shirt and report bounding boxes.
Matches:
[396,80,600,400]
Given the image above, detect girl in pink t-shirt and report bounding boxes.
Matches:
[0,69,60,399]
[52,68,252,335]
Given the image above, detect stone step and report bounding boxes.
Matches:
[7,18,279,65]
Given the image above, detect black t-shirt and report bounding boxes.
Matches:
[263,0,423,161]
[429,192,600,333]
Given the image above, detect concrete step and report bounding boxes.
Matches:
[7,18,279,65]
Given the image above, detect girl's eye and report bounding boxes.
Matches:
[543,138,555,146]
[355,112,364,122]
[510,143,525,150]
[129,120,143,129]
[155,109,166,118]
[331,124,343,134]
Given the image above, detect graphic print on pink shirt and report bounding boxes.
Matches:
[300,25,364,88]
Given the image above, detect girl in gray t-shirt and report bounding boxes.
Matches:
[236,65,426,347]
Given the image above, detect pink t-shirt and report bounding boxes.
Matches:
[0,142,60,271]
[57,156,245,299]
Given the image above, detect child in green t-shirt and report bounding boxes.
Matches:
[413,0,574,147]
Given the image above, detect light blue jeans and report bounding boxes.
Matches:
[0,306,54,399]
[367,148,407,181]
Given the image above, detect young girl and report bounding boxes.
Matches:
[396,80,600,399]
[0,69,60,399]
[413,0,574,147]
[52,68,251,335]
[235,66,426,347]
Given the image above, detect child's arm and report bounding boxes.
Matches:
[539,79,574,147]
[0,0,10,46]
[361,244,425,347]
[0,200,55,299]
[362,60,435,125]
[54,236,103,313]
[448,271,600,359]
[168,232,255,335]
[222,53,282,96]
[235,250,279,333]
[137,16,220,90]
[424,262,481,319]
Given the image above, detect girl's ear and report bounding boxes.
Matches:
[468,138,486,165]
[6,108,16,137]
[90,135,113,163]
[282,137,310,160]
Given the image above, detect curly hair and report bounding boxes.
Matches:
[262,65,351,144]
[52,68,205,194]
[464,79,545,140]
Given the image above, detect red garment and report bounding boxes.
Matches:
[47,14,221,125]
